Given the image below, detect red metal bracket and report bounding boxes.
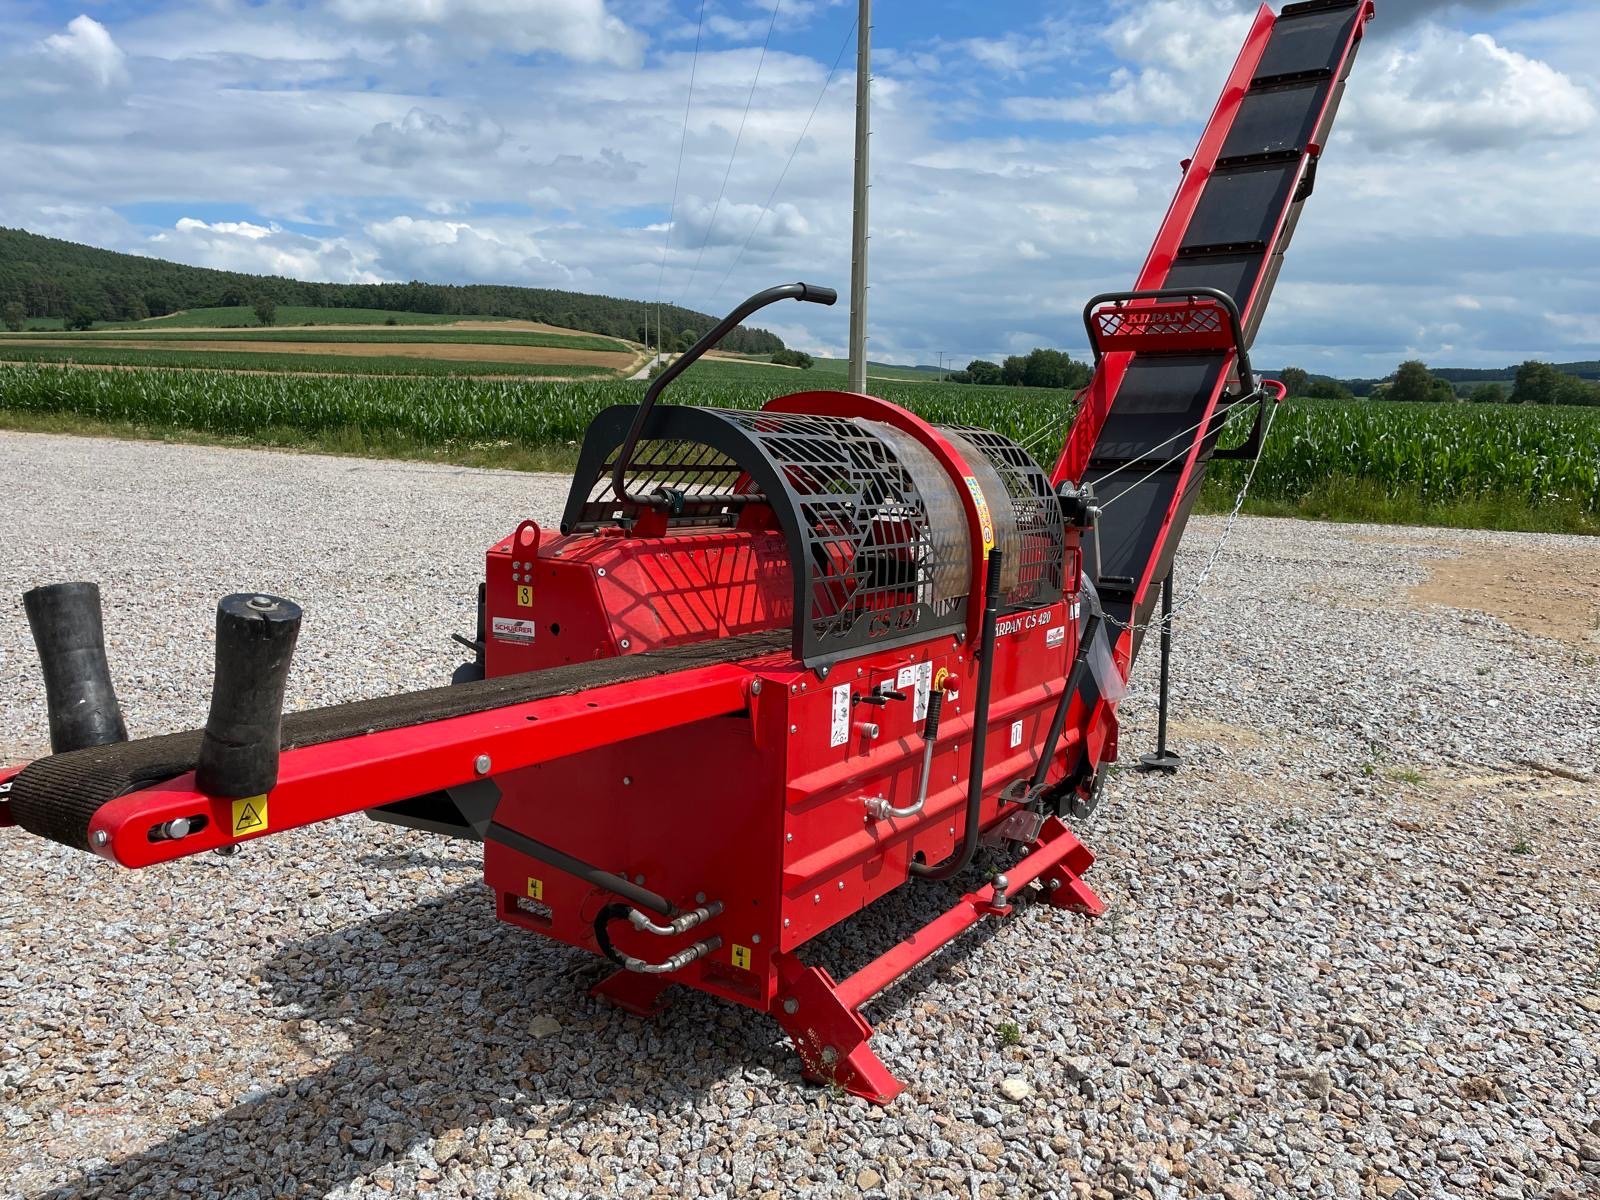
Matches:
[771,817,1103,1104]
[590,969,674,1018]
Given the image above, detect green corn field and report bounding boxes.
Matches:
[1,365,1595,529]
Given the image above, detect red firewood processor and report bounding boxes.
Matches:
[1,2,1373,1104]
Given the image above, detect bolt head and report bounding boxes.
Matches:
[820,1046,839,1066]
[474,753,492,775]
[813,893,821,904]
[622,775,633,786]
[750,679,763,696]
[789,724,798,734]
[837,881,845,891]
[751,934,761,944]
[694,891,707,904]
[783,918,791,928]
[92,829,109,848]
[783,997,799,1014]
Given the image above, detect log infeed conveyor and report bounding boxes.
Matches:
[1,2,1374,1103]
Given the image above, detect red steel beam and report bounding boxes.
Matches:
[87,663,756,868]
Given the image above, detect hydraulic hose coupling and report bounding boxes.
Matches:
[22,581,129,754]
[195,593,302,799]
[628,900,724,937]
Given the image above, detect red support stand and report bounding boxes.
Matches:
[773,957,905,1106]
[589,968,674,1018]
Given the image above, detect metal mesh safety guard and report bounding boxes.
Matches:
[562,405,973,666]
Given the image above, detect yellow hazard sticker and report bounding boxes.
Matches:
[231,795,268,837]
[962,475,996,554]
[516,584,534,607]
[526,877,544,901]
[731,944,752,970]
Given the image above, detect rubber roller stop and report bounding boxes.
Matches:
[195,593,302,799]
[23,581,129,754]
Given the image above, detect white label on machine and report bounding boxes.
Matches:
[830,683,851,748]
[491,616,536,643]
[1010,720,1024,748]
[900,661,932,721]
[1046,625,1066,649]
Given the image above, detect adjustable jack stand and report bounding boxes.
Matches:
[1139,571,1181,773]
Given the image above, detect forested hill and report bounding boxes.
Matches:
[0,226,784,353]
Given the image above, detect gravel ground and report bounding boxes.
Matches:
[1,431,1597,1200]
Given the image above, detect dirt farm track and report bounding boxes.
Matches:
[1,431,1597,1200]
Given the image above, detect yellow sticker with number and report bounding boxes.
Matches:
[731,944,752,970]
[516,584,534,607]
[962,475,997,554]
[526,877,544,900]
[231,795,268,836]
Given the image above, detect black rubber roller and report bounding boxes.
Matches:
[195,593,302,798]
[23,581,129,754]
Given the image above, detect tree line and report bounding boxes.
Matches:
[1371,359,1600,406]
[0,226,784,354]
[945,348,1092,390]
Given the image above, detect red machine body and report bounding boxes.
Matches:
[1,1,1374,1105]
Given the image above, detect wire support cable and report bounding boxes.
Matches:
[677,1,783,308]
[707,15,857,306]
[653,0,711,336]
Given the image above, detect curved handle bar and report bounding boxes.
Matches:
[1082,285,1253,391]
[612,282,836,506]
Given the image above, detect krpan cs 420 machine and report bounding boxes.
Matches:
[2,2,1374,1104]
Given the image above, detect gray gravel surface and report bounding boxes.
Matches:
[2,431,1597,1200]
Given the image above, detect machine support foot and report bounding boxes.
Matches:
[589,968,674,1018]
[774,958,904,1106]
[1037,816,1109,916]
[1138,570,1181,774]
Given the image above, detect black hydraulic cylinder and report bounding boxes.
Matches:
[1139,571,1181,773]
[195,593,302,798]
[912,548,1004,882]
[22,582,128,754]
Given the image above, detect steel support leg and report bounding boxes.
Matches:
[589,968,674,1018]
[773,957,904,1106]
[1139,570,1181,773]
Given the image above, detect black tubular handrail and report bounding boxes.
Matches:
[1081,285,1254,389]
[610,282,836,507]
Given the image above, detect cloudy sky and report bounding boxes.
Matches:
[0,0,1595,374]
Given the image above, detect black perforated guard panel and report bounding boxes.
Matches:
[9,632,785,853]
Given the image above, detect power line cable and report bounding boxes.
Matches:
[653,0,711,341]
[707,14,857,307]
[676,0,783,308]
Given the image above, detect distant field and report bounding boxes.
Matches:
[0,308,642,379]
[696,355,959,385]
[0,347,620,379]
[1,328,628,352]
[0,364,1594,533]
[102,306,498,329]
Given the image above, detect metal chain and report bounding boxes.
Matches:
[1099,401,1278,635]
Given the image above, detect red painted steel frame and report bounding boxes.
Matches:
[84,663,761,867]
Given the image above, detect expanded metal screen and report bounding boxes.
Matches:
[940,426,1067,611]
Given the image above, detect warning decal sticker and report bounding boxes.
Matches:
[731,944,752,970]
[526,877,544,901]
[231,796,268,837]
[962,475,997,554]
[830,683,851,748]
[515,584,534,607]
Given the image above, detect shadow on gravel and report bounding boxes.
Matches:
[43,848,1026,1199]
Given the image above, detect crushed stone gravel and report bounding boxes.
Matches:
[1,431,1596,1200]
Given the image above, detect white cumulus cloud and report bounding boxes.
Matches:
[41,15,129,91]
[1347,26,1596,151]
[328,0,644,66]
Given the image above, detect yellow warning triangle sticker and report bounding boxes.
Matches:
[231,796,268,836]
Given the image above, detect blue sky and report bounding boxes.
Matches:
[1,0,1596,375]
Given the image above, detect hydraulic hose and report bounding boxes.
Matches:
[866,690,945,821]
[594,903,724,974]
[911,547,1004,882]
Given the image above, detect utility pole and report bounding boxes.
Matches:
[937,351,946,382]
[847,0,871,395]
